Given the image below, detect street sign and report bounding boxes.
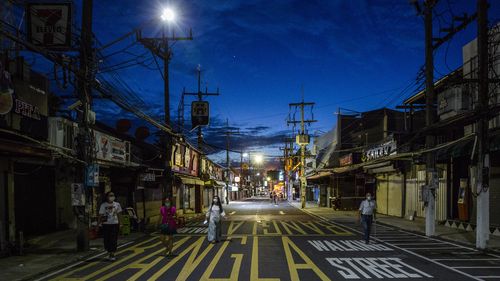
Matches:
[191,101,209,129]
[85,164,99,187]
[26,3,72,50]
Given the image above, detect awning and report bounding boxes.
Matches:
[177,175,204,186]
[307,171,333,180]
[204,179,226,187]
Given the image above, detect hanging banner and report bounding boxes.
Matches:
[191,101,209,129]
[26,3,72,49]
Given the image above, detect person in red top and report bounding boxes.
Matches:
[157,197,177,256]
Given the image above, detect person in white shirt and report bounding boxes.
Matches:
[358,193,377,244]
[99,192,122,261]
[204,196,226,243]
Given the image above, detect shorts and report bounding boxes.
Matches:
[160,223,177,235]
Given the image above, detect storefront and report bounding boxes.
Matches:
[172,141,204,214]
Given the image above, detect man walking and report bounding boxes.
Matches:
[358,192,376,244]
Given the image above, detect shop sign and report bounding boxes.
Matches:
[231,185,239,192]
[95,131,129,164]
[362,140,397,162]
[340,154,353,166]
[140,173,155,182]
[26,3,72,49]
[14,98,41,120]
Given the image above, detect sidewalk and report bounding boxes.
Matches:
[0,210,208,281]
[0,229,145,281]
[290,200,500,252]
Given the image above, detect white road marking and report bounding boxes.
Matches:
[279,211,285,215]
[435,258,500,261]
[296,208,484,281]
[229,211,236,215]
[404,247,477,251]
[453,266,500,269]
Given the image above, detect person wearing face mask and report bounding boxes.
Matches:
[157,197,177,256]
[204,196,226,243]
[358,192,377,244]
[99,192,122,261]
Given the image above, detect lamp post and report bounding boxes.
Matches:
[138,6,193,201]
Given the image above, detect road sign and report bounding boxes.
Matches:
[191,101,209,128]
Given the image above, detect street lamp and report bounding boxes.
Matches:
[254,154,263,164]
[160,8,176,22]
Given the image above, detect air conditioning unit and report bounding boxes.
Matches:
[296,134,310,145]
[48,117,78,151]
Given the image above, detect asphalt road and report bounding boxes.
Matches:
[35,198,500,281]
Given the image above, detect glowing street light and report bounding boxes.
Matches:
[161,8,176,22]
[242,152,249,158]
[254,154,263,164]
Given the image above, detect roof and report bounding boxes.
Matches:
[403,67,463,105]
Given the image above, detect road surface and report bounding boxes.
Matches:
[35,198,500,281]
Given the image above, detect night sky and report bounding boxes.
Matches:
[29,1,500,164]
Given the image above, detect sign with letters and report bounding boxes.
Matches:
[27,3,72,49]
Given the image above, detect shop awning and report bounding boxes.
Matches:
[204,179,226,187]
[307,171,333,180]
[177,175,204,186]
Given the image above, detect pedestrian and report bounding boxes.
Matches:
[358,192,377,244]
[204,195,226,243]
[157,197,177,256]
[274,192,279,205]
[99,191,122,261]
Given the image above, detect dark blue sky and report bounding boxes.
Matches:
[42,1,500,163]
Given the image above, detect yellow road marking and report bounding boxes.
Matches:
[227,221,245,235]
[282,236,331,281]
[96,236,190,281]
[250,236,280,281]
[200,240,243,281]
[50,237,159,281]
[280,221,306,235]
[262,221,282,235]
[147,236,214,281]
[298,221,325,235]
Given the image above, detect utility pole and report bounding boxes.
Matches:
[183,66,219,151]
[423,0,437,237]
[287,99,317,208]
[412,0,478,238]
[137,28,193,199]
[77,0,94,252]
[476,0,490,250]
[223,119,240,204]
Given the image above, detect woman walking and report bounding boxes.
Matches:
[99,192,122,261]
[205,195,225,243]
[157,197,177,256]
